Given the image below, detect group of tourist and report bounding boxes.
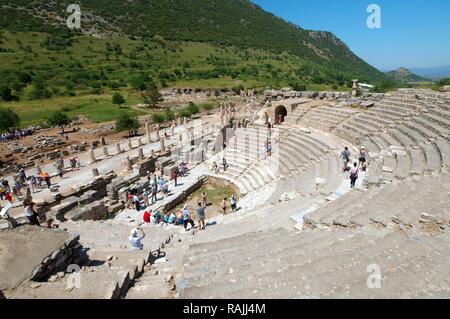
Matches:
[0,168,54,204]
[340,146,369,188]
[0,198,58,229]
[126,162,191,213]
[69,157,81,171]
[0,128,36,143]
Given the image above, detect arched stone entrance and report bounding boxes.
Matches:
[274,105,288,125]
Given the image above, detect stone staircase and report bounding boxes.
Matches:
[5,219,178,299]
[175,226,450,298]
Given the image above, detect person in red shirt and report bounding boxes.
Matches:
[143,210,152,223]
[4,192,13,203]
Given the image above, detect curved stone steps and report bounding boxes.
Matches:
[176,229,450,299]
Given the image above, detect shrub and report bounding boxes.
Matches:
[112,93,125,108]
[164,107,175,122]
[152,113,165,124]
[115,112,140,137]
[0,108,20,133]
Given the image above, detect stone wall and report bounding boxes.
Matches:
[31,234,84,282]
[44,173,116,222]
[264,89,351,101]
[161,176,206,213]
[65,201,107,221]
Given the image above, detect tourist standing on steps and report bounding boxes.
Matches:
[212,162,219,174]
[133,194,141,211]
[143,188,149,207]
[221,197,227,215]
[340,147,351,172]
[172,168,178,187]
[230,195,237,213]
[129,227,145,250]
[23,199,40,226]
[266,141,272,157]
[201,192,207,207]
[358,147,368,171]
[182,204,194,231]
[349,162,359,188]
[153,174,158,192]
[196,201,206,230]
[222,157,228,172]
[151,182,158,204]
[75,157,81,170]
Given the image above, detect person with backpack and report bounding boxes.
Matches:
[349,162,359,188]
[196,201,206,230]
[23,199,40,226]
[230,195,237,213]
[181,204,194,231]
[340,147,351,172]
[358,147,368,171]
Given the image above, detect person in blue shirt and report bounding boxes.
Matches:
[181,204,194,231]
[129,227,145,250]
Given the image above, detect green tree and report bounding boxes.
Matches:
[0,85,13,101]
[0,108,20,133]
[142,86,162,109]
[187,102,200,115]
[152,113,165,124]
[30,75,52,100]
[164,107,175,122]
[112,93,125,108]
[115,112,140,137]
[48,111,70,134]
[231,85,244,95]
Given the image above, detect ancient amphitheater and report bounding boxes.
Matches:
[1,88,449,299]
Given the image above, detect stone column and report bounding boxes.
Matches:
[126,157,133,171]
[183,117,187,126]
[138,137,143,147]
[160,137,166,153]
[92,168,99,177]
[128,138,133,150]
[88,148,97,164]
[101,136,106,146]
[103,146,109,158]
[138,147,144,161]
[352,79,358,97]
[177,116,181,126]
[145,121,152,143]
[35,164,42,174]
[151,149,155,158]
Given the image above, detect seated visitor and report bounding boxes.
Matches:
[151,210,162,224]
[129,227,145,250]
[143,210,152,223]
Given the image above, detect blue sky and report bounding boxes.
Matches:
[251,0,450,71]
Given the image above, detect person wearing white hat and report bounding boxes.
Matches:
[129,227,145,250]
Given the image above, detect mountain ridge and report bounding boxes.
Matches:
[386,67,430,83]
[0,0,386,83]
